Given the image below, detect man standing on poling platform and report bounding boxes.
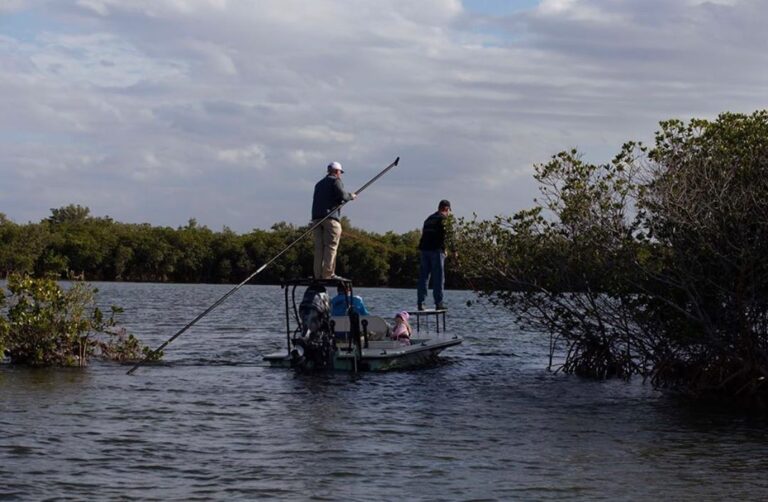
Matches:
[311,161,356,279]
[417,199,453,311]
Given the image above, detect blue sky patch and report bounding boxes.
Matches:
[462,0,541,16]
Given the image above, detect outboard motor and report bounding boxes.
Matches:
[291,284,334,370]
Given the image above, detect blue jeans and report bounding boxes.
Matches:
[417,250,445,306]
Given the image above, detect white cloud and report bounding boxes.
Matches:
[538,0,576,14]
[1,0,767,232]
[537,0,620,21]
[25,32,186,88]
[0,0,29,13]
[217,144,267,168]
[184,40,238,76]
[291,126,355,144]
[75,0,108,16]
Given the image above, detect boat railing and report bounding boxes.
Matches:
[406,309,447,334]
[331,310,447,341]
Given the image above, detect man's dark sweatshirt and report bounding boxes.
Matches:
[312,175,353,221]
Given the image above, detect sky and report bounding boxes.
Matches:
[1,0,766,233]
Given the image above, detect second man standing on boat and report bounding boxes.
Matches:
[417,199,453,311]
[312,161,356,279]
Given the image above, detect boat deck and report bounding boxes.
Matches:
[264,334,462,371]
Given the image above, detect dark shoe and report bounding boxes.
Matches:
[436,302,446,310]
[417,302,425,311]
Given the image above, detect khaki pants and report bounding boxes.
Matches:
[313,219,342,279]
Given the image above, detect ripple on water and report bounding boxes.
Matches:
[3,284,768,500]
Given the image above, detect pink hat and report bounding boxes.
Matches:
[395,311,410,321]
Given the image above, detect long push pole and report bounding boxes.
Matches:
[126,157,400,375]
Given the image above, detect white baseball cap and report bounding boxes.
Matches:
[327,161,344,173]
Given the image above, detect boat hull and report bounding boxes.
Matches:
[263,335,462,372]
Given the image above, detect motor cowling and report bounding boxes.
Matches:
[299,285,330,336]
[291,284,334,370]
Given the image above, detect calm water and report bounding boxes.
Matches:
[2,282,768,501]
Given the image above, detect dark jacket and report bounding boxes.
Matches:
[312,175,353,221]
[418,211,447,252]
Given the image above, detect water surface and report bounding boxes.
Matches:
[2,283,768,500]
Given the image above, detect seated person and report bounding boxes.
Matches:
[389,311,412,345]
[330,284,370,316]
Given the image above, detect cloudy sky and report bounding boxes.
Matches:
[1,0,766,233]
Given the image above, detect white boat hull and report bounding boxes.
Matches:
[264,335,462,372]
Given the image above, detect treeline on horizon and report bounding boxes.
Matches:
[0,205,443,288]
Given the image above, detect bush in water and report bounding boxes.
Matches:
[0,273,160,366]
[0,289,8,358]
[455,111,768,406]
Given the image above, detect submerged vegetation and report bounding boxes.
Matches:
[455,111,768,406]
[0,274,159,366]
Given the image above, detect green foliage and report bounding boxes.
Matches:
[0,206,428,287]
[456,110,768,405]
[639,111,768,400]
[0,288,8,357]
[381,229,421,287]
[0,274,157,366]
[455,145,646,380]
[0,220,49,277]
[47,204,91,225]
[338,225,390,286]
[97,325,162,363]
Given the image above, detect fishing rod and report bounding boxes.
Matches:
[126,156,400,375]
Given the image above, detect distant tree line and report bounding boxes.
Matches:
[0,207,451,288]
[455,111,768,407]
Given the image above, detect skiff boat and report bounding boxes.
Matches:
[263,278,462,372]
